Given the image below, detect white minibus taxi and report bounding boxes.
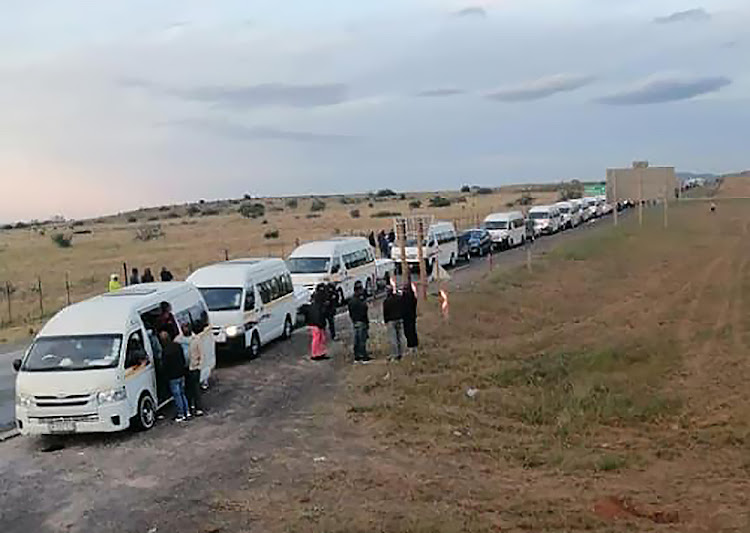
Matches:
[528,205,562,235]
[583,197,599,219]
[555,201,582,229]
[287,237,378,302]
[13,283,215,435]
[187,259,298,358]
[391,221,458,274]
[483,211,526,249]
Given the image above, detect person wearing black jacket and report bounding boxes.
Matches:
[401,283,419,350]
[382,286,404,361]
[323,282,338,340]
[160,331,190,422]
[347,282,371,363]
[306,285,329,360]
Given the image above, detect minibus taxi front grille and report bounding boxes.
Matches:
[33,394,93,407]
[29,414,99,423]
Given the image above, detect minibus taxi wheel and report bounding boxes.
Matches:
[282,315,293,339]
[132,392,156,431]
[248,332,261,359]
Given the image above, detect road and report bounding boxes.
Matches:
[0,214,619,533]
[0,345,25,431]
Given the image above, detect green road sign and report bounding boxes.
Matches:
[584,183,606,195]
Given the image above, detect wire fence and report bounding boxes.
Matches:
[0,211,499,332]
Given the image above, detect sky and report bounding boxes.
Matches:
[0,0,748,221]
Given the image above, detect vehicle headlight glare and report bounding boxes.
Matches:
[225,325,244,337]
[16,393,33,408]
[97,387,126,405]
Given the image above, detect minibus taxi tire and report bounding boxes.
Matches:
[282,315,293,339]
[132,393,156,431]
[248,332,261,359]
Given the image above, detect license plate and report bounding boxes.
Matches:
[48,420,76,434]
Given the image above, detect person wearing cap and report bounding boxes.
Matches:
[108,274,122,292]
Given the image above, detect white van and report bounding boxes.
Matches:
[187,259,298,358]
[287,237,378,302]
[583,197,599,219]
[482,211,526,249]
[391,221,458,274]
[13,283,215,435]
[555,201,582,229]
[528,205,562,235]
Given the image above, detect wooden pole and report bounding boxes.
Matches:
[526,243,532,272]
[122,262,128,286]
[224,249,229,261]
[5,282,11,323]
[37,277,44,319]
[638,168,643,227]
[396,219,408,285]
[65,272,71,306]
[416,218,427,300]
[613,170,619,227]
[663,173,669,229]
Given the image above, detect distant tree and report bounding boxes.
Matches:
[239,203,265,219]
[286,198,298,209]
[476,187,493,195]
[349,209,361,218]
[310,198,327,212]
[371,211,402,218]
[460,185,471,193]
[186,205,201,217]
[428,196,451,208]
[408,200,422,209]
[243,193,253,200]
[264,229,280,239]
[375,189,397,198]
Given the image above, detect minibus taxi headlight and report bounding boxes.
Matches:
[97,387,127,405]
[16,393,34,408]
[225,325,244,337]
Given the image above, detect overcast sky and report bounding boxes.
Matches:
[0,0,748,221]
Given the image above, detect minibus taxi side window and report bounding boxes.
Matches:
[330,256,341,274]
[125,331,148,368]
[244,286,256,311]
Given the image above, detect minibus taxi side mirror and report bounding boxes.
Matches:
[12,359,22,372]
[331,263,340,274]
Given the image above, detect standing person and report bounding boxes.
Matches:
[306,285,328,360]
[324,282,338,341]
[383,286,404,361]
[185,324,205,416]
[157,301,180,340]
[108,274,121,292]
[142,268,155,283]
[368,231,376,249]
[401,282,419,352]
[378,231,389,259]
[160,266,174,282]
[160,331,190,422]
[130,267,140,285]
[348,281,371,364]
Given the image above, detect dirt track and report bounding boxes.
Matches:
[0,215,618,533]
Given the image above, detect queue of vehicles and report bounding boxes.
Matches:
[11,197,615,437]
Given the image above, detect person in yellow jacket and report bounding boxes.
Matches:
[108,274,122,292]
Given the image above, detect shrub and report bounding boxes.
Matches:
[0,224,12,230]
[164,211,181,219]
[368,202,374,208]
[201,207,221,216]
[126,215,138,223]
[135,224,164,241]
[371,210,401,218]
[375,188,397,198]
[476,187,493,195]
[428,196,451,208]
[243,193,253,200]
[51,233,72,248]
[286,198,298,209]
[455,196,468,203]
[239,202,265,219]
[310,198,326,212]
[408,200,422,209]
[517,193,535,206]
[269,206,284,212]
[264,229,280,239]
[158,205,170,212]
[399,193,406,200]
[14,221,28,229]
[350,209,361,218]
[147,215,159,221]
[186,205,201,216]
[306,213,321,219]
[71,220,84,227]
[262,219,268,225]
[460,185,471,193]
[198,199,206,205]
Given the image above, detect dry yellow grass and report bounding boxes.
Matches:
[0,189,557,342]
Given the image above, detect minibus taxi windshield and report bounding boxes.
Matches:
[484,220,508,230]
[529,211,550,220]
[22,334,122,371]
[199,288,242,312]
[286,257,331,274]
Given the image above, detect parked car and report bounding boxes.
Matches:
[460,229,492,258]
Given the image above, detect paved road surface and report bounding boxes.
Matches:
[0,214,620,533]
[0,345,25,431]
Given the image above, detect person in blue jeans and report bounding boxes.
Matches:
[160,331,190,422]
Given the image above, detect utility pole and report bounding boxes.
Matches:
[612,169,619,227]
[633,161,648,227]
[395,218,408,285]
[663,172,669,229]
[416,217,427,300]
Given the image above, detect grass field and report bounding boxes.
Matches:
[0,189,557,343]
[206,185,750,532]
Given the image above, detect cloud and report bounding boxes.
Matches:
[485,74,595,102]
[416,88,465,97]
[168,118,356,143]
[453,7,488,18]
[596,75,731,105]
[177,83,349,109]
[654,8,711,24]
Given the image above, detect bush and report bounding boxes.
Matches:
[71,220,84,227]
[164,211,181,219]
[399,193,406,200]
[428,196,451,208]
[286,198,298,209]
[126,215,138,223]
[460,185,471,193]
[375,189,397,198]
[147,215,159,221]
[14,221,29,229]
[367,202,374,208]
[262,219,268,225]
[455,196,468,203]
[1,224,12,230]
[243,193,253,200]
[408,200,422,209]
[350,209,361,218]
[201,207,221,216]
[264,229,280,239]
[517,193,535,206]
[135,224,164,241]
[239,202,265,219]
[476,187,493,195]
[198,199,206,205]
[269,206,284,212]
[371,210,402,218]
[186,205,201,216]
[310,198,326,212]
[51,233,72,248]
[306,213,321,219]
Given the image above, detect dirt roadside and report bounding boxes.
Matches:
[0,216,617,533]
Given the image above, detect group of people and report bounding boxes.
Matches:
[149,301,205,423]
[304,279,419,364]
[108,266,174,292]
[368,229,396,260]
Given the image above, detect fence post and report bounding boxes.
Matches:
[5,281,11,323]
[224,249,229,261]
[37,276,44,318]
[122,262,128,286]
[65,272,71,306]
